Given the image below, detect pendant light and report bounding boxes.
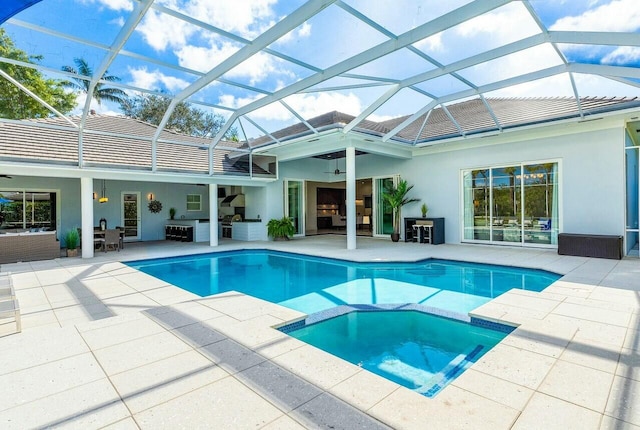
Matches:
[99,179,108,203]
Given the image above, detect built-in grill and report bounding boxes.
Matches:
[221,214,242,238]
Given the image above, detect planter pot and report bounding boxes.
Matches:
[391,233,400,242]
[66,248,78,258]
[274,236,290,241]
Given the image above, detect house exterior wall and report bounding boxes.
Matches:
[271,123,626,245]
[402,126,625,243]
[0,178,214,246]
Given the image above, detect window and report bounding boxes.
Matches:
[0,190,56,231]
[462,162,559,247]
[186,194,201,211]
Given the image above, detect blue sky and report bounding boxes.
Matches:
[3,0,640,138]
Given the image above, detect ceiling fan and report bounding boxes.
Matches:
[0,174,12,179]
[324,159,345,175]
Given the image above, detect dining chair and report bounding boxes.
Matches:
[103,229,120,252]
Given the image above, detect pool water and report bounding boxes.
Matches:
[286,310,509,397]
[128,249,559,316]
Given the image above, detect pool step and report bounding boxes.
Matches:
[418,345,485,397]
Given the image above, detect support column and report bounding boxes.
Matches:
[80,177,94,258]
[346,146,356,250]
[209,184,218,247]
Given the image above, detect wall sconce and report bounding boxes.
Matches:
[93,192,97,200]
[355,199,364,206]
[148,193,154,201]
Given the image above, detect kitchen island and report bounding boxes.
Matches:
[167,219,210,242]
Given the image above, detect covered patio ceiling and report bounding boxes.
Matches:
[1,0,640,155]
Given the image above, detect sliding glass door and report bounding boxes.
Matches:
[462,162,559,247]
[284,179,304,236]
[373,176,395,236]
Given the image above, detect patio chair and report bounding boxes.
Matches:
[103,229,120,252]
[0,299,21,334]
[115,226,125,249]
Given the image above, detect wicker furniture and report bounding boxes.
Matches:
[558,233,623,260]
[0,231,59,264]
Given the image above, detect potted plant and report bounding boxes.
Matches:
[169,207,177,220]
[65,228,79,257]
[267,217,295,241]
[382,179,420,242]
[421,203,428,218]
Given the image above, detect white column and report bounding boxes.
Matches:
[80,177,94,258]
[209,184,218,247]
[346,146,356,250]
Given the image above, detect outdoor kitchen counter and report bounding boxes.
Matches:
[231,220,266,241]
[167,219,210,242]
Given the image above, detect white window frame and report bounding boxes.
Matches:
[459,159,562,249]
[186,194,202,212]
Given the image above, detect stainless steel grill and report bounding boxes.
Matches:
[221,214,242,238]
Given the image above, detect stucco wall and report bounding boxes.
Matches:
[273,125,626,244]
[1,178,215,245]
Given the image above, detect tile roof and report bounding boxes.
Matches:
[1,97,638,173]
[250,96,640,148]
[382,96,640,143]
[0,115,271,176]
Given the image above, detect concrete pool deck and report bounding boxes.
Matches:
[0,236,639,429]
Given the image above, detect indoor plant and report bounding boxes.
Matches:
[421,203,428,218]
[65,228,79,257]
[267,217,295,240]
[382,179,420,242]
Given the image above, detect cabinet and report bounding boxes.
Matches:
[317,204,339,229]
[165,225,193,242]
[404,217,445,244]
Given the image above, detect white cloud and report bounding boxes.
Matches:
[486,74,575,98]
[176,42,239,74]
[78,0,133,12]
[180,0,278,39]
[458,44,564,87]
[220,91,363,122]
[414,33,443,53]
[602,46,640,64]
[455,2,540,41]
[278,21,312,44]
[136,9,196,51]
[128,67,190,92]
[109,16,125,27]
[550,0,640,31]
[70,93,121,115]
[137,0,286,85]
[368,113,396,122]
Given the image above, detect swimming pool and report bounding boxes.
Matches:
[128,249,560,316]
[284,308,510,397]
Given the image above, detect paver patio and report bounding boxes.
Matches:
[0,236,639,429]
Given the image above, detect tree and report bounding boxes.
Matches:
[61,57,127,105]
[0,29,76,119]
[121,93,238,139]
